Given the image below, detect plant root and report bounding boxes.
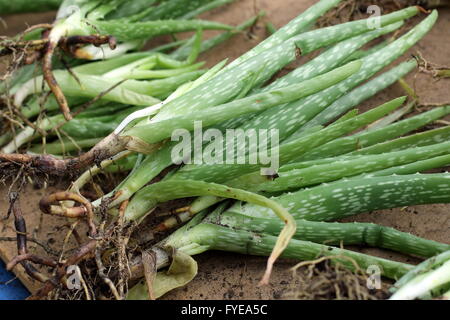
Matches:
[0,236,59,256]
[0,132,129,177]
[59,35,117,57]
[95,248,121,300]
[414,51,450,79]
[284,255,389,300]
[0,34,115,60]
[29,239,97,300]
[42,35,72,121]
[6,192,56,283]
[1,30,116,121]
[39,191,97,237]
[43,34,117,121]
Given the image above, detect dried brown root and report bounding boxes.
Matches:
[39,191,97,237]
[10,105,48,137]
[7,253,58,270]
[0,132,128,177]
[417,0,450,8]
[4,188,137,299]
[59,35,117,57]
[42,34,117,121]
[116,200,130,298]
[0,236,58,256]
[0,39,48,56]
[0,34,115,60]
[414,51,450,79]
[32,195,139,299]
[95,248,121,300]
[19,24,53,39]
[43,36,72,121]
[4,178,140,300]
[1,29,116,120]
[30,239,97,300]
[6,192,55,283]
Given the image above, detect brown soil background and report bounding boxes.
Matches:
[0,0,449,299]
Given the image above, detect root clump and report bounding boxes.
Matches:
[284,256,390,300]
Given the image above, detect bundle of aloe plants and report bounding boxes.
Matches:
[0,0,241,122]
[0,20,259,155]
[1,0,450,300]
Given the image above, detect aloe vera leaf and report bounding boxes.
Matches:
[0,0,62,14]
[390,258,450,300]
[171,97,406,183]
[300,13,439,131]
[219,21,404,133]
[235,174,450,222]
[227,141,450,193]
[170,14,262,61]
[124,179,296,284]
[285,59,417,142]
[139,0,219,21]
[180,0,236,20]
[131,98,407,221]
[278,126,450,172]
[92,19,233,42]
[223,0,343,69]
[163,222,413,280]
[145,8,417,123]
[239,11,434,144]
[218,212,450,258]
[255,141,450,193]
[364,154,450,178]
[297,106,450,161]
[124,61,361,144]
[350,125,450,156]
[15,72,160,107]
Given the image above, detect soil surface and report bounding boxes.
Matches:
[0,0,449,299]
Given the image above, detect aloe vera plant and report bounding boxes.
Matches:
[1,0,241,121]
[127,7,419,127]
[3,0,449,301]
[91,9,431,208]
[226,141,450,193]
[90,60,363,207]
[235,11,436,144]
[123,174,450,298]
[167,97,408,185]
[1,16,260,154]
[2,5,428,175]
